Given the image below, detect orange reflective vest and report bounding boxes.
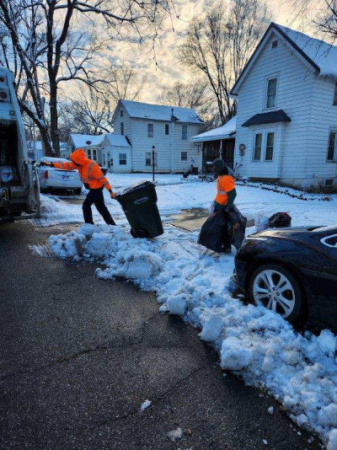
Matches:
[215,175,235,205]
[54,149,112,192]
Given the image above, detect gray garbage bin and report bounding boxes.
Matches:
[116,181,164,238]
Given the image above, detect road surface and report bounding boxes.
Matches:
[0,220,320,450]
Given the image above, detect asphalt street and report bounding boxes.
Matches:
[0,220,322,450]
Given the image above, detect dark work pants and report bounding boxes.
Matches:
[82,187,115,225]
[214,204,231,251]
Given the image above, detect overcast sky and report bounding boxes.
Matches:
[98,0,320,103]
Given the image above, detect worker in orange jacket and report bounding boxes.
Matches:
[213,158,237,211]
[41,149,116,225]
[213,158,237,252]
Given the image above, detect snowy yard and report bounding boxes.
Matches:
[37,174,337,449]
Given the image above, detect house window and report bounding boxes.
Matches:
[265,132,274,161]
[119,153,127,165]
[145,152,152,166]
[266,78,277,109]
[272,40,278,49]
[148,124,154,138]
[333,83,337,106]
[121,122,124,135]
[181,151,188,161]
[87,149,92,159]
[120,109,124,117]
[145,151,157,166]
[253,133,262,161]
[165,124,170,135]
[92,149,97,161]
[327,131,336,161]
[182,125,187,140]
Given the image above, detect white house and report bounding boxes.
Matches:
[68,133,105,164]
[191,117,236,171]
[112,99,204,173]
[231,22,337,189]
[99,134,132,173]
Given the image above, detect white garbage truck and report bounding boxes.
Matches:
[0,68,40,222]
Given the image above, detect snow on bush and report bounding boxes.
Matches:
[48,224,337,446]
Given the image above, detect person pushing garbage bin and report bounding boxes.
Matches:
[41,149,116,225]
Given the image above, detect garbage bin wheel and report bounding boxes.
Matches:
[131,228,149,239]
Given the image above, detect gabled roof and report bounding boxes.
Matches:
[70,133,105,148]
[104,134,131,148]
[115,99,203,124]
[191,116,236,142]
[231,22,337,96]
[242,110,291,127]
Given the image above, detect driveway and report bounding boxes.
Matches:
[0,221,320,449]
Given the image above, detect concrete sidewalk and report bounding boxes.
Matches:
[0,221,319,450]
[169,208,254,231]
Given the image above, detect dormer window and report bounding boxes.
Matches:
[120,109,124,117]
[272,40,278,49]
[266,77,277,109]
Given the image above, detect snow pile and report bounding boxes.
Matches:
[48,223,337,446]
[140,400,151,412]
[39,195,85,226]
[167,427,183,442]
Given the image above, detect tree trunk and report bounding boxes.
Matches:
[40,128,54,157]
[49,80,60,156]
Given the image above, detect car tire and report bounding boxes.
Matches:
[248,263,306,323]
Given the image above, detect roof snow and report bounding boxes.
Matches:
[119,99,203,124]
[276,24,337,78]
[191,117,236,143]
[70,133,105,148]
[105,134,130,148]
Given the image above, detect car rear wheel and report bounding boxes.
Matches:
[248,263,305,323]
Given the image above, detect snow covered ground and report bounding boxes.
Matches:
[39,173,337,228]
[37,174,337,448]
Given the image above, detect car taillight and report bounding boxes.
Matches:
[44,170,49,179]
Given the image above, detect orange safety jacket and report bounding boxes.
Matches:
[54,149,112,192]
[215,175,235,205]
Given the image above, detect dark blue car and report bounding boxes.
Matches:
[234,226,337,330]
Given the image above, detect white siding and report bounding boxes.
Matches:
[113,104,133,142]
[235,31,316,186]
[112,103,203,173]
[304,75,337,187]
[173,123,203,172]
[131,119,172,172]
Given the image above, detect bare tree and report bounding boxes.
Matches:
[293,0,337,39]
[180,0,270,124]
[318,0,337,38]
[0,0,174,155]
[157,81,214,121]
[61,64,146,137]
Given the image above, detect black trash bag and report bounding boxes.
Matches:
[228,205,248,250]
[198,212,227,253]
[269,212,292,228]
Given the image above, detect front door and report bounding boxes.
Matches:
[221,139,235,169]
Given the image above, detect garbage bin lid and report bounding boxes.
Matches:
[119,181,155,197]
